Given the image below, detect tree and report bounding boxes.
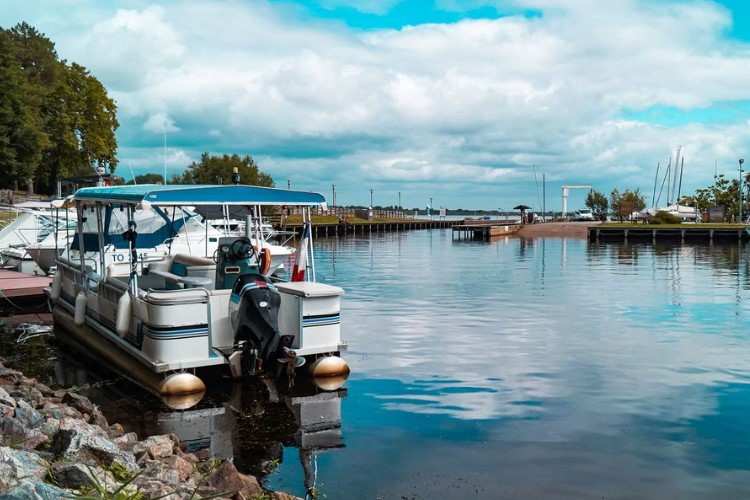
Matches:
[585,189,609,221]
[680,173,743,221]
[126,173,165,185]
[610,188,646,221]
[0,23,118,194]
[176,153,274,187]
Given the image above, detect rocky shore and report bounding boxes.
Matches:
[0,361,298,499]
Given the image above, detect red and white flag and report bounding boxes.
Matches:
[292,223,310,282]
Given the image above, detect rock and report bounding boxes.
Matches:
[271,492,304,500]
[205,461,263,498]
[14,399,43,429]
[161,454,194,481]
[50,417,138,473]
[0,387,16,409]
[108,422,125,439]
[135,479,176,499]
[0,446,48,483]
[132,435,174,460]
[1,419,48,450]
[113,432,138,448]
[0,367,22,386]
[0,481,69,499]
[137,459,180,486]
[62,392,95,415]
[193,448,212,462]
[28,388,45,409]
[50,461,108,489]
[40,417,59,438]
[91,410,109,432]
[0,403,15,419]
[33,383,54,397]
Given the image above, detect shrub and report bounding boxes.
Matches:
[649,211,682,224]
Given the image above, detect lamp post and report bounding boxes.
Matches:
[332,184,336,208]
[370,189,373,208]
[398,191,401,210]
[740,159,745,223]
[430,197,433,220]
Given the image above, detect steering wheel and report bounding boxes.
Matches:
[231,240,254,259]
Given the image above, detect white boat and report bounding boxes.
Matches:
[0,205,73,274]
[28,204,294,275]
[49,184,348,397]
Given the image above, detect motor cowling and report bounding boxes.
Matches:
[229,273,289,373]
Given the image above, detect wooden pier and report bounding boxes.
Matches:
[452,223,522,241]
[589,225,750,243]
[0,269,51,315]
[282,219,456,237]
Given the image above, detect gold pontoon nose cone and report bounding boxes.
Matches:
[313,373,349,391]
[159,372,206,396]
[161,390,205,410]
[308,356,350,378]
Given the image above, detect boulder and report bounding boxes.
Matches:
[50,417,138,472]
[50,461,109,490]
[61,392,95,415]
[135,479,176,499]
[1,419,47,450]
[107,423,125,439]
[0,446,48,483]
[132,435,174,460]
[0,367,22,386]
[161,454,194,481]
[14,400,43,429]
[0,481,69,500]
[205,461,263,498]
[0,387,16,409]
[136,459,180,486]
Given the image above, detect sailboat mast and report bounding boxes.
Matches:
[677,157,684,204]
[652,162,660,210]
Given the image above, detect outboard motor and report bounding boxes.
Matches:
[221,236,294,375]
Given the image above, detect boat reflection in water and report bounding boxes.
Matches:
[51,348,346,492]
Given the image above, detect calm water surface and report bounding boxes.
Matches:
[3,229,750,499]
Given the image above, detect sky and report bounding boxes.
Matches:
[2,0,750,211]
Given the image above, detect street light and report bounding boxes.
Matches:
[332,184,336,208]
[370,188,373,208]
[740,159,745,223]
[398,191,401,210]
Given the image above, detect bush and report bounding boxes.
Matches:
[648,211,682,224]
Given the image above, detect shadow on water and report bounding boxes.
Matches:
[0,321,346,495]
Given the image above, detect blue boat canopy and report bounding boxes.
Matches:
[73,184,326,206]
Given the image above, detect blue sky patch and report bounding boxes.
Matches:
[620,100,750,127]
[273,0,541,29]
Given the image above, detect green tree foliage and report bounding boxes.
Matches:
[649,211,683,225]
[126,173,165,185]
[679,173,747,221]
[584,189,609,220]
[610,188,646,221]
[0,23,118,194]
[175,153,274,187]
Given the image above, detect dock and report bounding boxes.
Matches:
[588,225,750,242]
[452,222,522,241]
[0,269,51,315]
[283,219,456,237]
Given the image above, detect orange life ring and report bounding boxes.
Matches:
[259,247,272,275]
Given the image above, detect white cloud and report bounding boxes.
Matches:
[142,112,179,134]
[3,0,750,207]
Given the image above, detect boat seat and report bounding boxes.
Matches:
[146,253,216,290]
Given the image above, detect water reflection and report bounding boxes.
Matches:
[4,232,750,497]
[45,346,346,494]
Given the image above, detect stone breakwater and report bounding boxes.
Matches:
[0,362,299,499]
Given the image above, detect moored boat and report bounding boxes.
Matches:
[49,184,348,397]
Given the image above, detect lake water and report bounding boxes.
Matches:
[3,229,750,499]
